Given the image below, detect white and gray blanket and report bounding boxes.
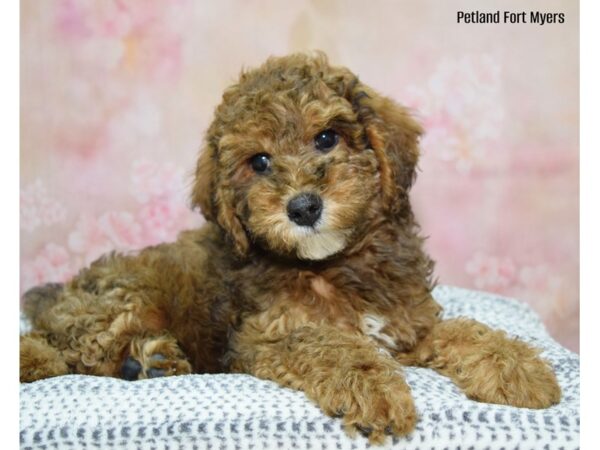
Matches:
[20,285,580,449]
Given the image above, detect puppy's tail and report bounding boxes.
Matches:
[22,282,64,327]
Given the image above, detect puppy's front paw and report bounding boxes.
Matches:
[460,339,561,409]
[122,335,192,380]
[319,368,417,444]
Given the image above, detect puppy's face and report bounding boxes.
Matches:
[215,93,380,260]
[193,54,422,260]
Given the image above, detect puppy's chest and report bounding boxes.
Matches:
[285,274,413,352]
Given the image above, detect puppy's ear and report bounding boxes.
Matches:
[325,69,422,217]
[361,88,422,217]
[191,143,249,257]
[191,143,216,222]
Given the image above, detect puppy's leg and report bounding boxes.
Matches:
[398,318,561,408]
[21,234,219,382]
[54,303,192,380]
[121,332,192,380]
[20,330,192,382]
[230,324,417,444]
[23,284,186,380]
[20,333,69,382]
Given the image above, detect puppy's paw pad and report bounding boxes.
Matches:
[145,354,167,378]
[146,367,166,378]
[121,356,142,381]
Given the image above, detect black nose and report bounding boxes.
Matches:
[287,193,323,227]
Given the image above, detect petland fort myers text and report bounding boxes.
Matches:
[457,11,565,24]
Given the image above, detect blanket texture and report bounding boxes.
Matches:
[20,286,580,449]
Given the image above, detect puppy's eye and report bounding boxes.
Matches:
[249,153,272,174]
[314,129,339,152]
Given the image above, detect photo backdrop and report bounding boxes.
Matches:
[21,0,579,351]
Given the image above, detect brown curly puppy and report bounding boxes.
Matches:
[20,53,561,444]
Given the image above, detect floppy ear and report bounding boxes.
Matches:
[191,142,249,257]
[324,68,423,217]
[354,84,422,217]
[191,142,216,222]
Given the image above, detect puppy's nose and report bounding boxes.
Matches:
[287,193,323,227]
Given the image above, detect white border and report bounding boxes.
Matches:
[2,0,20,446]
[581,0,596,447]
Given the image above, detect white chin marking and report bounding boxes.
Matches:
[295,229,347,260]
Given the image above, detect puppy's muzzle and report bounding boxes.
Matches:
[287,193,323,227]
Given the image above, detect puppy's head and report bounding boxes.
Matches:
[192,53,422,260]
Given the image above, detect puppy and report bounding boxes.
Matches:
[20,53,560,444]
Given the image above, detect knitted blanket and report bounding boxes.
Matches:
[20,285,580,449]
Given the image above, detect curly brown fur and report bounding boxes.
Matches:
[20,53,560,443]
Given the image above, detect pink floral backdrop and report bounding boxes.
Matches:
[20,0,579,352]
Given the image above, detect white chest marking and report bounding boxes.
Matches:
[360,314,397,350]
